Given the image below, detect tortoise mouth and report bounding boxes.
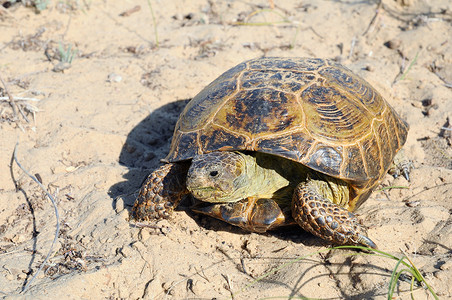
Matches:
[189,186,236,203]
[190,186,216,192]
[190,186,218,197]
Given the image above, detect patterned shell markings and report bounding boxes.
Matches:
[166,57,408,189]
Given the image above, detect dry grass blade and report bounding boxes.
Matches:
[362,0,383,36]
[233,8,290,26]
[0,4,19,24]
[12,143,61,294]
[0,75,41,123]
[146,0,159,47]
[0,71,19,119]
[0,96,41,102]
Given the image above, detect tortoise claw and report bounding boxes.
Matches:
[389,150,413,182]
[356,234,378,249]
[402,167,411,182]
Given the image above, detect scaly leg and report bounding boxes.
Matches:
[388,150,413,181]
[133,163,189,221]
[292,181,377,249]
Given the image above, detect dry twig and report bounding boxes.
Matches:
[362,0,383,36]
[12,143,60,294]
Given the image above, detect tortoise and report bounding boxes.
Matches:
[132,57,409,249]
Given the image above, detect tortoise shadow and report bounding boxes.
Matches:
[184,198,325,248]
[108,99,190,209]
[108,99,325,248]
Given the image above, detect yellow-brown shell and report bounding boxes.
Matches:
[165,57,409,210]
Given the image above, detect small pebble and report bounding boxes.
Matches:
[7,215,15,224]
[144,273,162,298]
[172,13,182,21]
[243,239,260,257]
[364,65,374,72]
[138,229,151,242]
[162,281,176,295]
[53,62,72,72]
[115,197,125,213]
[17,271,27,280]
[5,273,14,281]
[411,101,423,109]
[119,245,133,258]
[384,39,401,50]
[11,233,27,244]
[160,225,171,235]
[78,235,92,245]
[117,209,129,221]
[406,201,420,207]
[131,241,146,252]
[191,280,207,295]
[107,73,122,83]
[422,98,433,106]
[157,219,172,235]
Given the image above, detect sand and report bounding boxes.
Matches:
[0,0,451,299]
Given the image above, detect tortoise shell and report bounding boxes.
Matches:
[165,57,408,210]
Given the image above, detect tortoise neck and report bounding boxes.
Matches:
[240,152,291,199]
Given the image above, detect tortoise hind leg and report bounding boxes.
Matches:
[133,163,190,221]
[292,181,377,249]
[388,150,413,181]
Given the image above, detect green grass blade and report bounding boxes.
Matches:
[234,245,438,299]
[378,185,410,191]
[410,276,415,300]
[146,0,159,47]
[388,255,407,300]
[401,249,439,300]
[399,50,420,81]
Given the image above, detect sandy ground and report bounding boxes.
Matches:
[0,1,451,299]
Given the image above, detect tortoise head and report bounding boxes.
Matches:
[187,151,249,203]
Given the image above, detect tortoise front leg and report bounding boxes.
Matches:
[133,163,190,221]
[192,197,289,233]
[292,182,377,249]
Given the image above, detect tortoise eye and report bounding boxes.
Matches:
[209,170,219,177]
